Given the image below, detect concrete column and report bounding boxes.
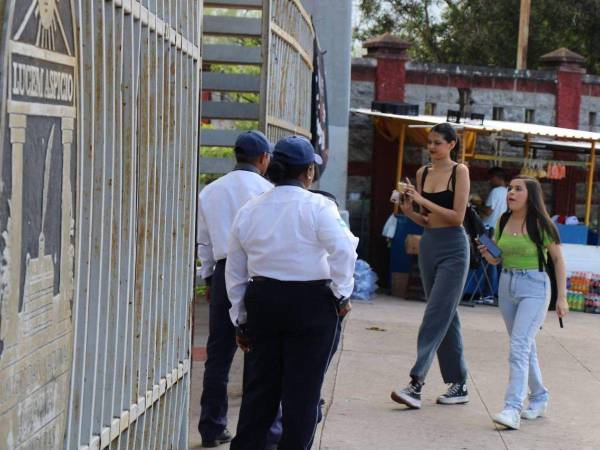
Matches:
[301,0,353,209]
[541,48,586,216]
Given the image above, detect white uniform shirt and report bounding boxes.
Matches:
[196,167,273,279]
[226,185,359,325]
[483,186,508,228]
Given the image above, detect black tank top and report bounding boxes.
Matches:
[421,164,458,210]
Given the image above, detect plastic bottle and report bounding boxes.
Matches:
[585,273,591,294]
[572,272,579,292]
[569,291,575,310]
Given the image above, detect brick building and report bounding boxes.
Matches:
[347,34,600,280]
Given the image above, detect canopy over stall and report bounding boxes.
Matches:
[351,108,600,225]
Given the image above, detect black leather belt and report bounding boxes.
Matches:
[250,276,330,286]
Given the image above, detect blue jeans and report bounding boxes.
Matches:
[498,269,550,412]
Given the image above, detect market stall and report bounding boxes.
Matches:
[352,108,598,225]
[351,108,600,310]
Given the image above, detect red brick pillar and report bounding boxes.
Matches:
[363,34,410,286]
[540,48,586,216]
[364,33,410,102]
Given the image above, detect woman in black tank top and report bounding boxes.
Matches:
[390,123,472,410]
[420,164,458,211]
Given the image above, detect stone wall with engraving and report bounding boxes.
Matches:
[0,1,76,448]
[1,1,201,449]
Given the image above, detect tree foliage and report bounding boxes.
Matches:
[355,0,600,74]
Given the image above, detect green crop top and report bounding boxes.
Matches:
[495,231,553,270]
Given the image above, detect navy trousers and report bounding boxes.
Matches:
[231,280,340,450]
[199,261,282,445]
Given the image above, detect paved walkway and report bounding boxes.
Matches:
[189,295,600,450]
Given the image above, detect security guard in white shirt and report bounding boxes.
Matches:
[196,130,281,448]
[226,136,359,450]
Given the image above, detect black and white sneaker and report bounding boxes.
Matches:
[391,380,422,409]
[437,382,469,405]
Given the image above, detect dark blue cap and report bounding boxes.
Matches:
[273,135,323,166]
[235,130,274,156]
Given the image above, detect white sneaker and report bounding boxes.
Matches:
[492,409,521,430]
[521,402,547,420]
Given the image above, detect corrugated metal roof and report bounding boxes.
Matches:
[351,108,600,143]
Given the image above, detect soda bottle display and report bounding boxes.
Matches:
[567,291,573,310]
[565,272,600,312]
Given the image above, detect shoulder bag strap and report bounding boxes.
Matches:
[420,166,430,191]
[449,164,458,191]
[497,212,511,240]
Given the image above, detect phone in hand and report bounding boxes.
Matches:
[477,233,502,259]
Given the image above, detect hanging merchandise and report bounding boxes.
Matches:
[520,158,534,177]
[534,160,547,179]
[520,158,550,179]
[546,162,566,180]
[537,160,548,179]
[549,163,555,179]
[559,163,566,179]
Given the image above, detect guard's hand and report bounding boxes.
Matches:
[236,325,252,352]
[338,301,352,319]
[236,335,252,353]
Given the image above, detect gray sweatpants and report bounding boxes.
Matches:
[410,226,470,384]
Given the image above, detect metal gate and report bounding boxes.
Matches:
[262,0,314,142]
[0,1,202,449]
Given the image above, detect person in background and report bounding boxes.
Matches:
[390,123,471,409]
[196,131,281,448]
[226,136,358,450]
[478,176,569,430]
[481,166,508,234]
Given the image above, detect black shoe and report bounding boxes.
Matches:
[391,379,422,409]
[202,429,233,448]
[437,382,469,405]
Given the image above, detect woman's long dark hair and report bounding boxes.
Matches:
[266,157,311,185]
[500,175,560,246]
[430,122,460,159]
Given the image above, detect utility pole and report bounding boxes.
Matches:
[516,0,532,70]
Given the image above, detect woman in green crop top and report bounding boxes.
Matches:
[478,176,568,431]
